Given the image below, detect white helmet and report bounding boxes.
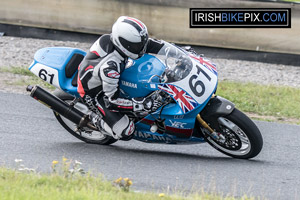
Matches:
[111,16,148,59]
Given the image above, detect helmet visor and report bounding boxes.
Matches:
[119,36,148,55]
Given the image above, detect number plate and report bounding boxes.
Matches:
[30,63,60,89]
[174,62,218,105]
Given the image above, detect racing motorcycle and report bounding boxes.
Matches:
[26,41,263,159]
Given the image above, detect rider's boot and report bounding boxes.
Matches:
[89,112,135,140]
[89,112,115,138]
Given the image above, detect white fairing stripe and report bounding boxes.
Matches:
[29,61,35,69]
[30,63,61,89]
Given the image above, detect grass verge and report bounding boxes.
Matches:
[0,66,55,90]
[0,66,35,77]
[12,75,56,90]
[0,167,251,200]
[217,81,300,123]
[282,0,300,2]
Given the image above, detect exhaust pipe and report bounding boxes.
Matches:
[26,85,91,128]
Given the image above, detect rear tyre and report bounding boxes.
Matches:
[53,90,117,145]
[203,108,263,159]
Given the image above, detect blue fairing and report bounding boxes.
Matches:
[29,47,86,96]
[33,47,86,68]
[119,54,165,98]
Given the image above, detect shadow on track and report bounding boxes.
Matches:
[52,141,267,165]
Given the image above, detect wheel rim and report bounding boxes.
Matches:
[206,117,251,156]
[60,100,107,141]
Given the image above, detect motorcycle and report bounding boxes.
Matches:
[26,41,263,159]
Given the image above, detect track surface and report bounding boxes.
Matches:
[0,91,299,199]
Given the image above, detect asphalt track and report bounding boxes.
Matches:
[0,91,299,199]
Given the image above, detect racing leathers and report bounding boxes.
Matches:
[77,34,164,139]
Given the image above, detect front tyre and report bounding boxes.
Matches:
[53,90,117,145]
[203,108,263,159]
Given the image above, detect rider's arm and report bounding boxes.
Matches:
[98,59,161,113]
[145,38,165,54]
[97,58,134,111]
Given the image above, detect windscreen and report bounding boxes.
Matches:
[151,42,193,83]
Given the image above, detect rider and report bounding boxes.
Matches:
[77,16,165,140]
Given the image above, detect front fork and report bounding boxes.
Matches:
[196,114,214,133]
[196,94,228,142]
[196,114,225,142]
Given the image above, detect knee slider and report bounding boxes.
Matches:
[122,121,135,137]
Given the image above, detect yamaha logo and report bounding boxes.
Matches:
[121,80,138,88]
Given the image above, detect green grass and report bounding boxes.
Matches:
[0,66,55,90]
[13,76,56,90]
[0,66,35,77]
[282,0,300,2]
[217,81,300,119]
[0,168,250,200]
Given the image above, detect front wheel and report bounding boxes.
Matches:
[202,108,263,159]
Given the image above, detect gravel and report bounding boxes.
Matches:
[1,36,300,94]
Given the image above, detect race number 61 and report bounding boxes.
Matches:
[189,65,211,97]
[39,69,55,84]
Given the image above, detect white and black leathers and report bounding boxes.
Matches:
[77,34,164,139]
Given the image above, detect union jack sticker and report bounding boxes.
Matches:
[158,84,199,113]
[189,54,218,75]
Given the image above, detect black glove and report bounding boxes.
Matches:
[132,93,162,112]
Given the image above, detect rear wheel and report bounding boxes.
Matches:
[53,90,117,145]
[202,108,263,159]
